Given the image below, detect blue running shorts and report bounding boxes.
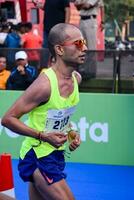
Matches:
[18,149,66,185]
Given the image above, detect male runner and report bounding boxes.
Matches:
[2,23,87,200]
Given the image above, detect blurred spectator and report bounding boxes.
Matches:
[0,55,10,90]
[75,0,104,78]
[4,24,21,48]
[32,0,70,48]
[21,22,43,68]
[75,0,104,50]
[4,24,21,69]
[21,22,42,49]
[17,22,26,35]
[6,51,38,90]
[115,35,125,51]
[0,9,7,24]
[0,24,10,47]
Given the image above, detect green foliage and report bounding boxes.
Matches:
[104,0,134,25]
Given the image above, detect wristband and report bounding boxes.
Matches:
[32,131,43,148]
[38,131,43,142]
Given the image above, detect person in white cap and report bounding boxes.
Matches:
[6,51,38,90]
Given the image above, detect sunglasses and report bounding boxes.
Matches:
[61,39,86,50]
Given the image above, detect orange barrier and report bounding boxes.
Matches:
[0,154,15,198]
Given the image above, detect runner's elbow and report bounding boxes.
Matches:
[1,114,11,128]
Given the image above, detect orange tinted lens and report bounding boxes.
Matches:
[62,39,86,49]
[74,39,86,49]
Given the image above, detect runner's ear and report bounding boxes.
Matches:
[54,45,64,56]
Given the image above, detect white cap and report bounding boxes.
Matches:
[15,51,27,60]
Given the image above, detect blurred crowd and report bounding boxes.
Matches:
[0,0,104,90]
[0,21,44,77]
[2,0,133,92]
[0,21,42,48]
[0,50,38,91]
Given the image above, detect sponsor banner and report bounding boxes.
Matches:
[0,91,134,166]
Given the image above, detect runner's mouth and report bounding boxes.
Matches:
[79,55,86,61]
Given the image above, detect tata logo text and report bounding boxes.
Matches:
[0,117,109,142]
[71,117,109,143]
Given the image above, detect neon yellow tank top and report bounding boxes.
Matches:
[20,68,79,159]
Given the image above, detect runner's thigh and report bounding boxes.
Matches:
[33,168,75,200]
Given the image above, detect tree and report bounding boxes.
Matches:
[104,0,134,25]
[104,0,134,38]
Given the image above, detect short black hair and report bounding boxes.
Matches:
[25,22,32,30]
[17,22,26,30]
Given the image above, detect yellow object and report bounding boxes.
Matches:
[0,70,10,90]
[68,130,77,142]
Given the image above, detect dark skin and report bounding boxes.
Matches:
[2,74,68,148]
[2,25,87,200]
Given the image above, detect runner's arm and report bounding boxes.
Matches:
[2,74,67,147]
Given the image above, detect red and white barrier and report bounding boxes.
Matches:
[0,153,15,198]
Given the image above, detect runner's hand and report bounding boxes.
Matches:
[42,132,68,148]
[69,132,81,151]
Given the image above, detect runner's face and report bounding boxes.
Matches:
[61,29,87,67]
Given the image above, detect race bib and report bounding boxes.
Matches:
[45,106,76,134]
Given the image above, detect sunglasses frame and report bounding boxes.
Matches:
[61,39,86,50]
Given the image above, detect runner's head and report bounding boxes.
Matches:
[48,23,87,67]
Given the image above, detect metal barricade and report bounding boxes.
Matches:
[0,48,134,93]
